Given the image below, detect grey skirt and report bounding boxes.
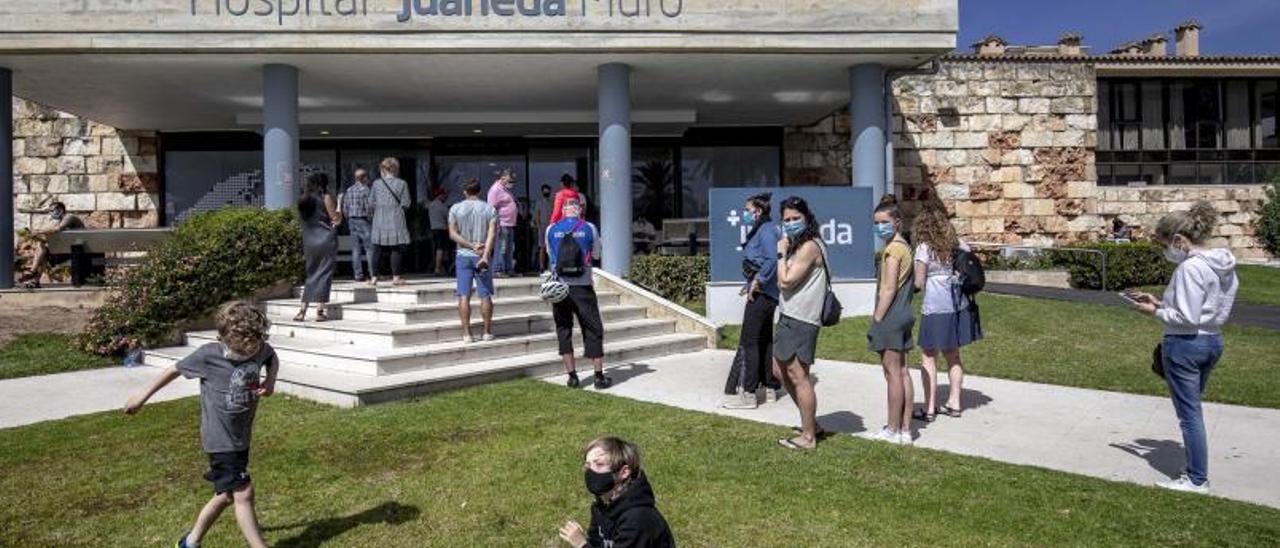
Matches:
[773,314,820,366]
[918,306,983,351]
[867,313,915,353]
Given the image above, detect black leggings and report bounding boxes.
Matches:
[740,294,781,392]
[372,244,404,277]
[553,285,605,359]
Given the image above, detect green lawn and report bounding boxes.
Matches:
[3,380,1279,547]
[1140,264,1280,307]
[0,332,117,381]
[721,293,1280,409]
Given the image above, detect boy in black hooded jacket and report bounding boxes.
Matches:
[559,437,676,548]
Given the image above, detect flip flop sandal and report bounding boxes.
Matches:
[777,437,815,451]
[791,426,829,439]
[293,311,306,322]
[941,405,963,418]
[315,310,330,322]
[912,407,937,422]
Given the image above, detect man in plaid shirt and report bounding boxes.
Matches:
[339,169,375,281]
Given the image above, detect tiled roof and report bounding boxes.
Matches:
[944,53,1280,65]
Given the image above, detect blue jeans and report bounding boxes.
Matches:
[347,218,374,280]
[455,254,494,298]
[1163,333,1224,485]
[494,226,516,275]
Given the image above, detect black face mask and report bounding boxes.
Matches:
[584,468,617,496]
[542,191,551,198]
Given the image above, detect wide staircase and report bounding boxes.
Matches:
[143,274,713,406]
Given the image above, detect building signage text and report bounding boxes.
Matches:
[189,0,682,26]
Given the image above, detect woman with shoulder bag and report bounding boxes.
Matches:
[773,196,829,451]
[1124,201,1237,495]
[370,157,412,286]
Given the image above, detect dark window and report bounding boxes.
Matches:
[1259,81,1278,148]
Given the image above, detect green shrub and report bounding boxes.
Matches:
[628,254,709,303]
[1257,182,1280,257]
[80,207,303,355]
[1050,241,1174,290]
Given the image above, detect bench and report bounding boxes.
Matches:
[657,218,710,256]
[46,228,173,286]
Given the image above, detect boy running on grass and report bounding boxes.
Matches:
[125,301,279,548]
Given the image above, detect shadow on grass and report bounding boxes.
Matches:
[1110,438,1185,479]
[266,501,421,548]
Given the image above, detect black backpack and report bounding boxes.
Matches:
[952,247,985,296]
[555,221,588,277]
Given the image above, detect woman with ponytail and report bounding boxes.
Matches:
[867,195,916,445]
[1124,201,1238,494]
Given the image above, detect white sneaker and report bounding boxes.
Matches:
[461,334,474,344]
[870,427,899,443]
[720,391,758,410]
[896,430,914,446]
[765,388,781,404]
[1157,474,1209,494]
[482,333,496,342]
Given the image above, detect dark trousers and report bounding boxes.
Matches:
[740,294,781,392]
[553,285,605,359]
[372,244,404,277]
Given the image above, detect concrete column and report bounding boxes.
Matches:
[597,63,632,276]
[1,67,13,289]
[850,64,887,205]
[263,64,299,210]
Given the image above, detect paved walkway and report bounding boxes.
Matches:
[0,366,198,429]
[547,349,1280,509]
[986,283,1280,330]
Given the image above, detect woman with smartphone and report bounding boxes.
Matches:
[1124,201,1238,495]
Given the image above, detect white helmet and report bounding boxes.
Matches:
[539,278,570,304]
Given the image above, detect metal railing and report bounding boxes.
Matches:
[971,243,1109,291]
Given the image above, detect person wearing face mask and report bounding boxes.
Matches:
[866,195,916,446]
[533,184,555,272]
[1123,201,1237,495]
[722,192,783,409]
[772,196,828,450]
[558,437,675,548]
[18,201,85,288]
[488,168,520,277]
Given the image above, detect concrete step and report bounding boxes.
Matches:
[331,277,544,305]
[143,332,708,407]
[336,292,621,325]
[261,304,646,349]
[181,317,675,376]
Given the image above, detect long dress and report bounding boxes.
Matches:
[301,197,338,303]
[370,177,411,246]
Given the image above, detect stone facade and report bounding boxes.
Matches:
[11,98,160,234]
[782,60,1271,259]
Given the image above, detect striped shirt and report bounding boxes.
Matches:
[342,182,373,219]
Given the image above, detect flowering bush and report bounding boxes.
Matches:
[80,207,303,355]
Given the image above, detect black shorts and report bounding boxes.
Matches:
[204,450,252,495]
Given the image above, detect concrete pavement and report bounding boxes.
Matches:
[547,349,1280,510]
[0,365,198,429]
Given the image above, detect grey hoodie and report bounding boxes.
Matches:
[1157,248,1238,336]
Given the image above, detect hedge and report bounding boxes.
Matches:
[80,207,304,356]
[1049,241,1175,290]
[1258,182,1280,257]
[628,254,709,304]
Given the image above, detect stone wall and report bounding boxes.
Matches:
[11,97,160,234]
[780,60,1271,259]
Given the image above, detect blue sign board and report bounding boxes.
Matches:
[708,186,876,283]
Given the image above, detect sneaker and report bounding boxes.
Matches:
[721,391,758,410]
[461,334,474,344]
[766,388,781,404]
[594,373,613,390]
[896,430,914,446]
[870,427,899,443]
[567,373,581,388]
[481,333,496,342]
[1157,474,1209,494]
[175,532,195,548]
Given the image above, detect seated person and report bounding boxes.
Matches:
[631,217,658,254]
[559,437,675,548]
[19,201,84,288]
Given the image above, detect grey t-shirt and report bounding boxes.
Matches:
[448,198,497,258]
[175,342,277,454]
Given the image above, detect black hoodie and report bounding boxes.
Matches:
[586,470,676,548]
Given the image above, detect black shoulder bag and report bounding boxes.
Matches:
[816,242,843,327]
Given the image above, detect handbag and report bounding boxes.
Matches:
[1151,343,1165,379]
[816,243,843,327]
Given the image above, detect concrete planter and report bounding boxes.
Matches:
[986,269,1072,289]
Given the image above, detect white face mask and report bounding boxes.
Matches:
[1164,245,1189,264]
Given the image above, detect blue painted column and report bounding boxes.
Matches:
[1,67,13,289]
[850,64,887,205]
[263,64,299,210]
[597,63,632,276]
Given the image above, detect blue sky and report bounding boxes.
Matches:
[959,0,1280,55]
